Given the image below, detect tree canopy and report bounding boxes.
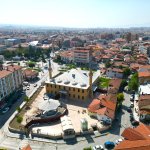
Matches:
[117,93,124,105]
[128,73,139,92]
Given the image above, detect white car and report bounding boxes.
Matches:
[2,107,10,114]
[93,145,104,150]
[34,84,37,87]
[43,96,48,100]
[115,139,123,145]
[26,86,30,90]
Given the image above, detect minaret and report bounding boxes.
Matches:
[89,49,93,98]
[48,58,52,79]
[89,68,93,98]
[48,40,54,80]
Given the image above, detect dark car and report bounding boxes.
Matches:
[104,141,115,149]
[127,108,132,113]
[131,120,139,126]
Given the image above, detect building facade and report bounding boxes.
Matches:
[46,69,100,101]
[0,65,23,105]
[73,48,90,65]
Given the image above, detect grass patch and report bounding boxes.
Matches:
[99,77,110,88]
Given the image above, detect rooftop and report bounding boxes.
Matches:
[46,68,100,89]
[139,84,150,95]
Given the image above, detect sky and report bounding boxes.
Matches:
[0,0,150,28]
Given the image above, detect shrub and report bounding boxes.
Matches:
[16,106,21,113]
[83,147,92,150]
[16,116,23,123]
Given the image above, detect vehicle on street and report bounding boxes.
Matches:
[26,86,30,90]
[93,145,104,150]
[130,94,134,101]
[115,139,123,145]
[2,107,10,114]
[34,83,37,87]
[43,95,48,100]
[127,107,132,113]
[23,81,29,86]
[104,141,115,149]
[130,102,134,108]
[131,120,139,126]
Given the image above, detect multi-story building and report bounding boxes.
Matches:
[73,48,90,65]
[0,65,23,106]
[4,38,20,47]
[45,68,100,101]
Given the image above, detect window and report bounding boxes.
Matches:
[82,90,84,93]
[55,85,56,88]
[59,85,60,89]
[64,86,66,90]
[78,89,80,92]
[69,87,71,90]
[82,96,84,100]
[73,88,75,91]
[78,95,80,99]
[73,94,75,98]
[50,84,52,87]
[69,94,70,97]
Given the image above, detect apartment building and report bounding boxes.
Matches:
[73,48,90,65]
[0,65,23,105]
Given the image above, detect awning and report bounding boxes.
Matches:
[92,86,98,92]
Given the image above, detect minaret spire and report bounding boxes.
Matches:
[89,49,93,98]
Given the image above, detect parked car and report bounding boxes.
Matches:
[2,107,10,114]
[115,139,123,145]
[131,120,139,126]
[26,86,30,90]
[130,102,134,108]
[93,145,104,150]
[104,141,115,149]
[34,83,37,87]
[127,108,132,113]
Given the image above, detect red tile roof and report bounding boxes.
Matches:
[138,72,150,78]
[22,144,32,150]
[0,70,11,79]
[115,139,150,150]
[115,123,150,150]
[88,97,116,119]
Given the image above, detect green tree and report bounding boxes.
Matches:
[16,115,23,123]
[83,147,92,150]
[128,73,139,92]
[105,61,111,68]
[27,61,36,68]
[16,106,21,113]
[24,96,30,102]
[117,93,124,105]
[123,67,131,78]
